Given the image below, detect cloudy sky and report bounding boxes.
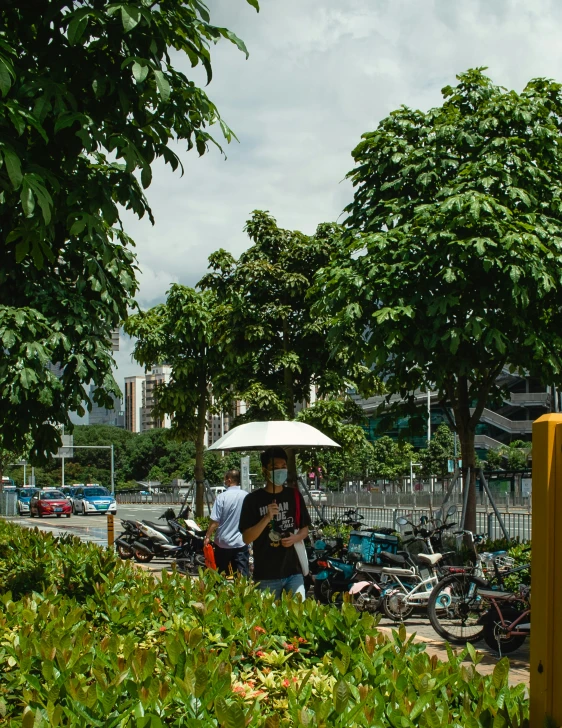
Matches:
[112,0,562,389]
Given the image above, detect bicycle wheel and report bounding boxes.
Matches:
[482,606,528,654]
[428,573,489,644]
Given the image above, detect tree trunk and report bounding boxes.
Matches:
[282,318,297,481]
[194,369,208,519]
[456,418,477,532]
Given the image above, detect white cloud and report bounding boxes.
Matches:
[115,0,562,388]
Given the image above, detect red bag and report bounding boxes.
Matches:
[204,543,217,570]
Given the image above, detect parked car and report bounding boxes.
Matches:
[15,487,33,515]
[61,486,80,506]
[307,489,328,503]
[73,486,117,516]
[211,486,226,497]
[29,489,72,518]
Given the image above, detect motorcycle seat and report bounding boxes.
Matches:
[417,553,443,566]
[380,551,407,566]
[143,520,175,535]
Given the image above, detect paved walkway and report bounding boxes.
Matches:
[377,615,529,687]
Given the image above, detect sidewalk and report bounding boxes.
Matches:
[377,617,529,687]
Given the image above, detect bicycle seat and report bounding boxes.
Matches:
[143,521,175,535]
[417,553,443,566]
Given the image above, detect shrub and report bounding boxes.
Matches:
[0,521,529,726]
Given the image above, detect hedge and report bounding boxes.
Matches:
[0,521,529,727]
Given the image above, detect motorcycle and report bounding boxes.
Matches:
[115,507,206,573]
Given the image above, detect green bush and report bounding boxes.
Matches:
[0,521,528,727]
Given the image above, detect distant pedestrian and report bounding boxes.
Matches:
[204,469,249,577]
[239,447,311,599]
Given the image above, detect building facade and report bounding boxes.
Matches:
[140,365,173,431]
[124,376,145,433]
[89,385,124,427]
[353,369,557,453]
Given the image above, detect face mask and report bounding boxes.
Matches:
[269,469,288,486]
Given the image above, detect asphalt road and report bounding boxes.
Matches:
[15,503,199,547]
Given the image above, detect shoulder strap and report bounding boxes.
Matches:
[294,488,301,528]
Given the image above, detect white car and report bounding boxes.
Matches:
[307,489,328,503]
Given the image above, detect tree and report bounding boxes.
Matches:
[200,210,375,477]
[485,440,531,471]
[369,436,414,485]
[317,69,562,530]
[418,424,455,480]
[295,397,371,483]
[124,285,221,516]
[0,0,258,460]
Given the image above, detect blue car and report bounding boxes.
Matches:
[15,488,34,515]
[72,486,117,516]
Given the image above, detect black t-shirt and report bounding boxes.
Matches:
[238,487,311,580]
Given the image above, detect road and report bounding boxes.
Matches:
[15,503,191,547]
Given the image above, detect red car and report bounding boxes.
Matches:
[29,489,72,518]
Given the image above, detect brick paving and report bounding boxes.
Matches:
[377,614,529,687]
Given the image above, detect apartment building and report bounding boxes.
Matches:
[124,376,145,433]
[141,365,173,431]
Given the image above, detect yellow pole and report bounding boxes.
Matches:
[530,414,562,728]
[107,513,115,549]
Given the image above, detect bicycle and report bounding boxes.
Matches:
[427,534,530,644]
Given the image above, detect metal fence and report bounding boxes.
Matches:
[116,492,186,505]
[323,490,532,512]
[316,504,532,541]
[0,491,18,516]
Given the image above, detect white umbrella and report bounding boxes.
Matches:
[207,420,341,452]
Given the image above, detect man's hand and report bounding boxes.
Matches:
[203,535,210,546]
[281,532,299,547]
[266,500,279,520]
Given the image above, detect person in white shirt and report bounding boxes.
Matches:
[204,469,249,576]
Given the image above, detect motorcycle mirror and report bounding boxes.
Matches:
[447,505,458,517]
[420,515,428,525]
[396,516,408,526]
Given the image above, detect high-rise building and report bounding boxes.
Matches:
[89,384,124,427]
[124,376,145,433]
[124,366,173,433]
[141,365,173,431]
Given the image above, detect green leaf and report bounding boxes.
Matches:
[67,14,89,45]
[15,239,29,263]
[225,704,245,728]
[0,57,14,97]
[20,181,35,217]
[492,657,509,690]
[246,0,260,9]
[121,5,141,32]
[132,62,149,83]
[333,679,349,714]
[3,148,22,188]
[153,70,171,102]
[220,29,249,59]
[20,368,38,389]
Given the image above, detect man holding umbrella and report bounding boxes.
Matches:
[239,447,311,599]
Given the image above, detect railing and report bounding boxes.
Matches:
[317,504,532,541]
[116,492,187,505]
[322,490,532,511]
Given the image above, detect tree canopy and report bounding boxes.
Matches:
[200,210,374,421]
[317,68,562,528]
[124,284,222,515]
[0,0,257,461]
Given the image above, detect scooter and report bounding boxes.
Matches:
[115,508,206,572]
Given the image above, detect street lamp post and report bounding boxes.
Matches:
[410,460,422,493]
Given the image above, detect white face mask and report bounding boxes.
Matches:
[269,468,288,486]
